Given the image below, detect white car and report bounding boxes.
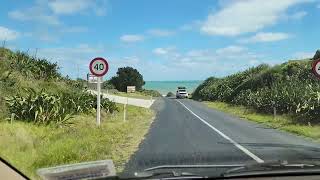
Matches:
[176,87,188,99]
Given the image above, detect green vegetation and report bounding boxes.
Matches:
[110,67,145,92]
[193,53,320,122]
[313,50,320,60]
[139,89,162,97]
[102,67,161,98]
[0,105,154,179]
[166,92,175,97]
[6,89,118,125]
[204,101,320,141]
[0,49,118,125]
[0,47,155,178]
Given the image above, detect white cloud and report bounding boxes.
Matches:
[9,10,61,26]
[0,26,20,41]
[8,1,61,26]
[201,0,311,36]
[147,29,175,37]
[37,44,105,78]
[59,26,88,33]
[48,0,107,16]
[179,20,202,31]
[154,45,260,68]
[150,45,264,80]
[289,11,307,19]
[8,0,107,26]
[239,32,290,43]
[120,34,144,42]
[153,48,168,55]
[49,0,91,15]
[215,45,246,54]
[292,51,314,59]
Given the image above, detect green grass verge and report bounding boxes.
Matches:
[204,101,320,142]
[0,105,154,179]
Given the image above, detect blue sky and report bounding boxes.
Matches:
[0,0,320,81]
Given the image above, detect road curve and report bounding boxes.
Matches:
[122,97,320,176]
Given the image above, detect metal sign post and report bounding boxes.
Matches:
[97,77,101,126]
[89,57,109,127]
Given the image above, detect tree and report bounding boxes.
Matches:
[102,80,115,90]
[313,49,320,60]
[110,67,145,92]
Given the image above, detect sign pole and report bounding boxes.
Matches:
[97,77,101,126]
[89,57,109,127]
[123,103,126,122]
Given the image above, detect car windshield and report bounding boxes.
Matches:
[1,0,320,179]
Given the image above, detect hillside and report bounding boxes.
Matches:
[0,47,154,179]
[193,53,320,122]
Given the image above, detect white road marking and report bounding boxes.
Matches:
[176,100,264,163]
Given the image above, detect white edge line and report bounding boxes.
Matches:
[176,100,264,163]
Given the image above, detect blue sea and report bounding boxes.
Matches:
[143,81,203,95]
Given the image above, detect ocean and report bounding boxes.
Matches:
[143,81,203,95]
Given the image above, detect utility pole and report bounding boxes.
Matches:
[77,64,80,79]
[2,40,6,48]
[34,48,38,58]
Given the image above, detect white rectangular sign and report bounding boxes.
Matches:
[127,86,136,93]
[87,74,103,83]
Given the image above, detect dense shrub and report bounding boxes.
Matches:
[5,89,119,125]
[193,59,320,122]
[313,50,320,60]
[102,80,115,90]
[7,51,61,80]
[139,89,162,97]
[166,92,174,97]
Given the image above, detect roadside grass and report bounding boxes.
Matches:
[103,90,153,100]
[204,101,320,142]
[0,105,154,179]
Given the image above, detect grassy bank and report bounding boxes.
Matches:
[204,101,320,142]
[193,56,320,122]
[0,48,156,179]
[0,105,154,179]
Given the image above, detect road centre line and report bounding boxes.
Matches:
[176,100,264,163]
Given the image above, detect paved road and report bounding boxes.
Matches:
[122,97,320,176]
[88,90,155,108]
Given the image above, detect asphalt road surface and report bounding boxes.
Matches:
[122,97,320,176]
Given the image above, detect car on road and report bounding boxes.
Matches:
[176,87,189,99]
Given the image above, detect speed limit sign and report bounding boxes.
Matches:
[312,59,320,79]
[89,57,109,127]
[89,57,109,77]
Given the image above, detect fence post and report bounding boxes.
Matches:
[10,113,14,124]
[272,101,276,120]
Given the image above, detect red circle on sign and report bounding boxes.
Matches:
[312,59,320,79]
[89,57,109,77]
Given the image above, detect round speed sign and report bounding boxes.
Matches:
[89,57,109,77]
[312,59,320,79]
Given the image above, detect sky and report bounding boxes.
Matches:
[0,0,320,81]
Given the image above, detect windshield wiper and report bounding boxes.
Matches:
[134,170,205,179]
[133,164,245,179]
[144,164,245,171]
[221,160,320,178]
